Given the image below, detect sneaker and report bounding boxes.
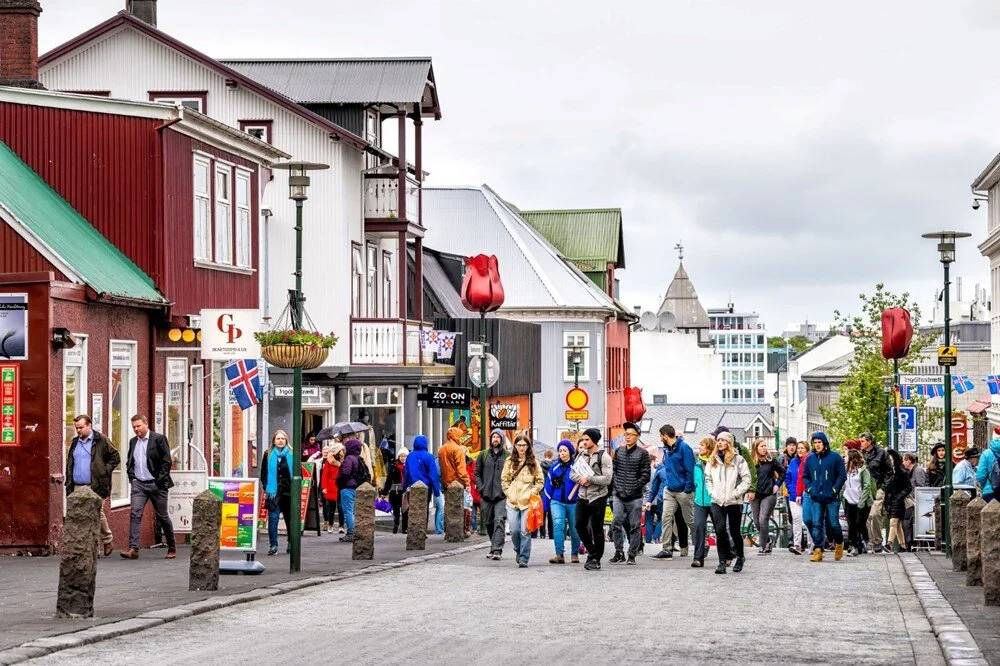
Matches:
[651,550,672,559]
[584,558,600,571]
[691,559,704,568]
[549,555,565,564]
[626,556,636,565]
[339,534,356,543]
[732,557,745,573]
[714,563,727,574]
[810,547,823,562]
[518,560,528,568]
[789,546,802,555]
[609,552,626,564]
[571,555,580,564]
[847,547,858,557]
[492,553,502,561]
[487,551,497,560]
[339,527,346,534]
[756,547,765,556]
[267,545,278,556]
[834,543,844,561]
[679,547,688,557]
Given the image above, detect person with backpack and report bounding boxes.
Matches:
[705,431,751,574]
[544,439,581,564]
[337,437,370,543]
[843,448,875,556]
[380,447,409,534]
[976,429,1000,503]
[748,438,785,555]
[500,435,545,568]
[804,431,846,562]
[476,430,509,560]
[609,422,651,565]
[573,429,613,571]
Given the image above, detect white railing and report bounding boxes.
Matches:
[351,319,434,365]
[364,174,420,220]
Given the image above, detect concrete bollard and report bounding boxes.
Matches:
[189,489,221,591]
[950,491,971,572]
[966,496,986,587]
[983,500,1000,606]
[57,487,102,618]
[406,482,428,551]
[352,482,376,560]
[444,481,465,543]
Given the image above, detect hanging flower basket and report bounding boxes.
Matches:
[255,330,338,370]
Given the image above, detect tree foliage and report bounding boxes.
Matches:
[768,335,812,354]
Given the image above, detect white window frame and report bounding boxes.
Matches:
[214,163,233,265]
[382,250,393,319]
[563,331,590,382]
[193,156,212,261]
[108,340,137,507]
[62,334,88,512]
[234,169,252,268]
[165,357,188,469]
[365,242,378,317]
[241,124,271,143]
[351,243,363,317]
[150,94,204,112]
[684,418,697,434]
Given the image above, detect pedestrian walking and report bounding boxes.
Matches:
[65,414,120,556]
[337,438,370,543]
[476,430,509,560]
[884,449,912,553]
[953,447,980,489]
[690,436,715,568]
[843,449,875,556]
[781,436,799,468]
[381,447,409,534]
[573,429,613,571]
[609,422,651,565]
[439,426,471,489]
[925,443,947,488]
[860,432,889,553]
[748,438,785,554]
[644,424,694,560]
[501,435,544,568]
[784,440,811,554]
[261,429,293,555]
[705,431,750,574]
[120,415,175,560]
[804,432,846,562]
[901,453,925,545]
[545,439,581,564]
[976,429,1000,503]
[466,448,480,534]
[320,443,342,533]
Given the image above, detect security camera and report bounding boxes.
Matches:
[973,199,981,210]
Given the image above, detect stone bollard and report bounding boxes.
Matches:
[189,489,221,591]
[934,497,942,551]
[57,487,102,618]
[444,481,465,543]
[966,496,987,587]
[352,482,376,560]
[983,500,1000,606]
[406,482,429,551]
[950,491,971,572]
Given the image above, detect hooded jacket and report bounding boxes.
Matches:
[976,436,1000,497]
[403,436,442,497]
[650,437,696,497]
[438,427,470,489]
[704,450,751,506]
[804,432,846,503]
[544,441,578,504]
[784,455,802,501]
[693,454,712,507]
[337,439,366,490]
[475,430,509,502]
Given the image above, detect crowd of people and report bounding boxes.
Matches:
[259,419,1000,571]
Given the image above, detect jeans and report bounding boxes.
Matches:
[692,504,711,561]
[661,491,693,551]
[341,488,357,535]
[845,501,871,551]
[576,496,608,562]
[267,493,291,549]
[433,492,445,534]
[644,504,662,543]
[750,494,778,549]
[550,500,580,557]
[507,505,532,563]
[611,497,644,557]
[128,479,175,550]
[481,497,507,554]
[807,498,843,549]
[710,503,743,563]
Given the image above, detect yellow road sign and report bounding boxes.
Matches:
[937,346,958,367]
[565,409,589,421]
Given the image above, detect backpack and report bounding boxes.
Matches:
[989,453,1000,493]
[354,459,371,487]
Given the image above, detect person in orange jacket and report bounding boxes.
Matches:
[439,427,471,489]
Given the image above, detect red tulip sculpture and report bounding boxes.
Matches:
[881,308,913,360]
[461,254,505,313]
[624,387,646,423]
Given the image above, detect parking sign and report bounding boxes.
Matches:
[888,406,917,452]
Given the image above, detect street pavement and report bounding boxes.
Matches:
[25,548,946,665]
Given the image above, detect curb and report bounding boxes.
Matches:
[899,553,988,666]
[0,541,488,665]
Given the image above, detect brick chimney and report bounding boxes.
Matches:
[126,0,156,27]
[0,0,43,89]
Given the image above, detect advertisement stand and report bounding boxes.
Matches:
[209,476,265,575]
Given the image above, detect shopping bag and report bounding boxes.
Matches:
[525,494,544,532]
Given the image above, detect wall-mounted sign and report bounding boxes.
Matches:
[489,401,519,430]
[154,392,165,433]
[1,365,19,445]
[200,309,261,360]
[273,386,320,399]
[166,358,187,384]
[0,293,28,360]
[419,387,471,409]
[937,346,958,367]
[91,393,103,434]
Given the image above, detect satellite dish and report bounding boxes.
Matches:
[639,311,657,331]
[658,312,677,331]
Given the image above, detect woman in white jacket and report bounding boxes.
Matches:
[704,431,751,575]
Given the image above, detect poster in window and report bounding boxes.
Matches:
[0,293,28,360]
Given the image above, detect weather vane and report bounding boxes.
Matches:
[674,241,684,262]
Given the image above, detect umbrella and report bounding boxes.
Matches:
[316,421,369,441]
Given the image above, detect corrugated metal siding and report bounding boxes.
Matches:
[0,102,160,282]
[520,209,623,266]
[0,222,66,278]
[304,104,363,137]
[434,317,541,397]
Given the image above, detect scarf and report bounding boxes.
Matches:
[267,446,293,497]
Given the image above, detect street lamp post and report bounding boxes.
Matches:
[921,230,971,555]
[271,160,329,574]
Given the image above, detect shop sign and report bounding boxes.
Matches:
[208,476,259,551]
[200,309,261,360]
[91,393,103,433]
[154,392,164,433]
[489,401,519,430]
[0,294,28,361]
[168,470,208,532]
[1,365,19,445]
[167,359,187,384]
[419,387,471,409]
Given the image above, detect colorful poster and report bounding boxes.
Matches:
[208,476,259,551]
[257,464,313,535]
[0,293,28,360]
[0,365,18,445]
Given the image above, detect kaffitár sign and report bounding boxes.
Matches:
[0,293,28,361]
[200,309,261,360]
[489,402,519,430]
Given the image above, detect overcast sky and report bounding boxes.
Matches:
[40,0,999,331]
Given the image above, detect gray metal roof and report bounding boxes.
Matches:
[801,352,854,382]
[420,249,466,318]
[642,403,772,444]
[421,186,619,312]
[657,262,710,328]
[220,58,439,113]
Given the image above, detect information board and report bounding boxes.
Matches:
[208,477,259,551]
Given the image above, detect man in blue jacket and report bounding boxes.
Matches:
[644,424,695,560]
[804,431,846,562]
[403,434,443,533]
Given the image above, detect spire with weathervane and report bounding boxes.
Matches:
[655,242,710,329]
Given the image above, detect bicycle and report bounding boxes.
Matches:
[740,500,782,548]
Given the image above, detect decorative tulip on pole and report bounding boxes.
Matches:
[881,307,914,453]
[460,255,504,453]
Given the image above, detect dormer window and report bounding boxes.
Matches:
[149,91,207,113]
[239,119,273,144]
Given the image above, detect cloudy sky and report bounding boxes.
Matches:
[41,0,998,331]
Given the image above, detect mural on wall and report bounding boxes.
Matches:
[453,394,532,453]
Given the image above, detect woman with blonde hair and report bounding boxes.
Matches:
[704,431,751,574]
[690,436,716,568]
[748,439,785,555]
[501,434,545,568]
[260,429,294,555]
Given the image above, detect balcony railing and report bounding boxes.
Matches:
[350,318,432,365]
[364,173,420,221]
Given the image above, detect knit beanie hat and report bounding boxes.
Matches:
[583,427,602,444]
[557,438,576,457]
[716,431,735,445]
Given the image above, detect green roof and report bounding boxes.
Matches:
[0,141,166,305]
[520,208,625,270]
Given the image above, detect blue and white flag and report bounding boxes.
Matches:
[952,374,975,395]
[225,359,263,410]
[988,375,1000,396]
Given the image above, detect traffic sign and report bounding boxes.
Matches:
[897,374,945,386]
[888,405,918,453]
[937,346,958,367]
[418,387,472,409]
[468,342,485,357]
[566,387,589,411]
[565,409,589,421]
[468,353,500,388]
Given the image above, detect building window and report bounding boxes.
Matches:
[109,341,137,504]
[234,170,252,268]
[563,331,590,381]
[382,251,393,319]
[63,335,88,480]
[149,91,206,112]
[214,164,233,265]
[684,418,697,433]
[238,120,272,143]
[193,156,212,261]
[366,242,378,317]
[351,243,363,317]
[165,358,187,469]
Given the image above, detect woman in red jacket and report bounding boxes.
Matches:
[320,444,343,534]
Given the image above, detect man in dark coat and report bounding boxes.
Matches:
[121,414,175,559]
[65,414,120,556]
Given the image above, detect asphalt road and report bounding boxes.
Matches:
[28,547,945,665]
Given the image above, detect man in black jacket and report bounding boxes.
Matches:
[121,414,175,559]
[609,423,651,565]
[65,414,120,556]
[475,429,509,560]
[860,431,890,553]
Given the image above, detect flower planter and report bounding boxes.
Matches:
[261,344,328,370]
